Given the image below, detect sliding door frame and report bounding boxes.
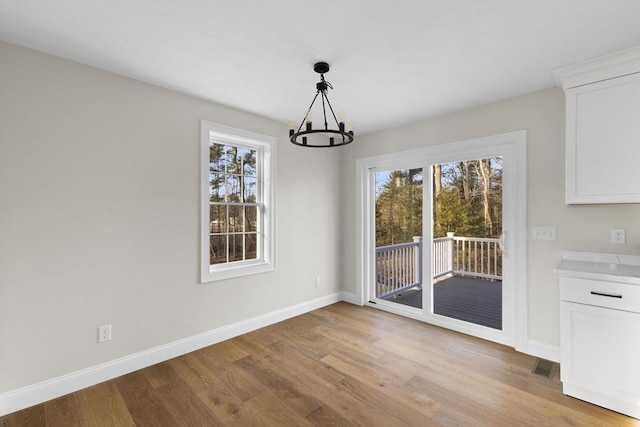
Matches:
[356,130,527,351]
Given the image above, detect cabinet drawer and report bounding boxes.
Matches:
[560,277,640,313]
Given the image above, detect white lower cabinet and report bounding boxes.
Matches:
[559,276,640,418]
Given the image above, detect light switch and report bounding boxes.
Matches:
[532,227,557,241]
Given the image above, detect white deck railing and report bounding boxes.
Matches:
[376,233,502,298]
[375,237,422,299]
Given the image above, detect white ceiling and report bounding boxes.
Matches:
[1,1,639,135]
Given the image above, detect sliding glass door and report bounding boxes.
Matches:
[373,167,423,310]
[358,131,526,348]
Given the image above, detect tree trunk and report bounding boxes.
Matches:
[477,158,492,231]
[433,164,442,200]
[460,161,471,203]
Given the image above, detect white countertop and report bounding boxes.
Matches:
[554,251,640,285]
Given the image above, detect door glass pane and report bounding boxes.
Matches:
[374,168,423,308]
[432,158,503,330]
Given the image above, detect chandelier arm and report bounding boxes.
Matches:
[320,89,329,130]
[322,90,343,131]
[297,90,321,133]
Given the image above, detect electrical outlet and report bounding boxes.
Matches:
[98,325,111,343]
[315,277,320,288]
[611,228,626,244]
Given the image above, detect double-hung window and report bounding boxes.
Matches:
[201,121,275,282]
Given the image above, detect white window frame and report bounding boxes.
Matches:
[201,121,276,282]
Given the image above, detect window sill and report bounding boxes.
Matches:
[201,261,275,283]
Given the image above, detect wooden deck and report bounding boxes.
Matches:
[382,276,502,330]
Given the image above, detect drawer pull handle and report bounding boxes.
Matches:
[590,291,622,299]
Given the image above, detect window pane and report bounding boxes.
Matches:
[245,206,257,232]
[239,148,257,176]
[209,205,226,233]
[246,233,257,260]
[209,142,225,172]
[209,173,225,202]
[229,234,243,262]
[243,176,257,202]
[226,175,241,202]
[229,205,243,233]
[225,145,241,175]
[209,235,227,265]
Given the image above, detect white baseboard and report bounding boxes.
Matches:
[0,292,343,417]
[525,339,560,363]
[339,291,361,305]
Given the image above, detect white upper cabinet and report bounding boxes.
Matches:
[554,47,640,204]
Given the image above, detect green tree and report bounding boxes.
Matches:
[433,158,502,239]
[375,169,422,246]
[375,158,502,245]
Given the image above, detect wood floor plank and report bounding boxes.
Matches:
[266,340,424,426]
[233,354,321,418]
[113,370,179,426]
[196,386,267,426]
[200,338,251,363]
[304,404,356,427]
[195,346,269,402]
[177,352,269,425]
[79,382,135,427]
[152,380,224,427]
[244,392,315,427]
[166,353,215,395]
[320,349,441,420]
[0,404,45,427]
[1,302,636,426]
[42,392,90,426]
[231,334,281,365]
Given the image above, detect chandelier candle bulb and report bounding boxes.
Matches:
[348,120,354,131]
[338,110,346,122]
[305,111,312,131]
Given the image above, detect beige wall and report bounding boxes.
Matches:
[2,41,639,396]
[339,88,640,347]
[0,42,343,393]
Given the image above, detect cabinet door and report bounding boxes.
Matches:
[560,301,640,417]
[565,73,640,204]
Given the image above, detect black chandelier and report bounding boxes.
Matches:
[289,62,354,147]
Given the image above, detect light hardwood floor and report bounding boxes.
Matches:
[1,302,637,426]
